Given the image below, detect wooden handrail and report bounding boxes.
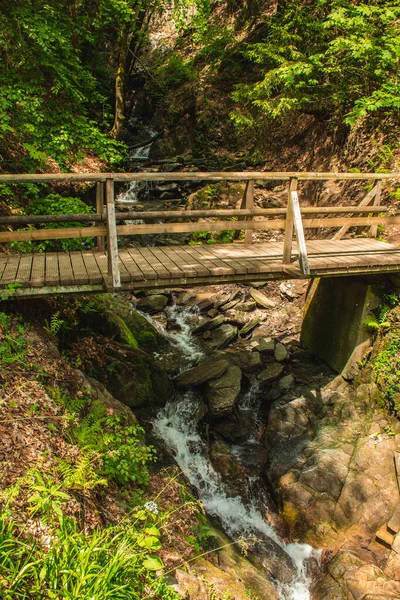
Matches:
[0,205,390,226]
[0,171,399,183]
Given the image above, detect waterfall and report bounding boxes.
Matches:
[149,304,315,599]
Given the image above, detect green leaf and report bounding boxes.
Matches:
[142,556,164,571]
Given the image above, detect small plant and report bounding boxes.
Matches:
[27,470,71,522]
[58,451,108,493]
[44,311,67,336]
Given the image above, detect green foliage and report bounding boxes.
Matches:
[11,194,95,253]
[63,395,156,487]
[0,312,26,365]
[27,470,71,523]
[58,452,108,492]
[374,333,400,414]
[0,511,180,600]
[231,0,400,127]
[160,54,197,86]
[44,311,68,336]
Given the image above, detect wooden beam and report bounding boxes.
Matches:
[303,215,400,229]
[105,178,121,290]
[291,190,310,276]
[244,180,255,244]
[0,171,399,184]
[283,178,298,264]
[0,213,102,225]
[369,179,382,238]
[0,226,107,242]
[115,219,287,236]
[96,182,106,252]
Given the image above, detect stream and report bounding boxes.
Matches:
[148,303,317,600]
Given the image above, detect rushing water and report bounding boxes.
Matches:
[150,304,314,599]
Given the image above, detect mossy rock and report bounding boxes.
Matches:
[86,344,173,409]
[78,294,163,351]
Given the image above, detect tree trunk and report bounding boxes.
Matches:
[111,27,129,140]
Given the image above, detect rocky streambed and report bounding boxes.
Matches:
[123,278,400,600]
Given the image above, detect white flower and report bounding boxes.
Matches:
[144,501,159,515]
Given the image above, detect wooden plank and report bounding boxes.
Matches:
[30,254,45,288]
[201,244,250,274]
[291,190,310,276]
[125,248,158,280]
[162,246,198,278]
[81,252,103,284]
[93,251,108,285]
[45,253,60,286]
[118,255,132,283]
[136,247,170,280]
[369,180,382,238]
[70,252,89,284]
[116,219,287,237]
[15,255,33,286]
[57,253,75,286]
[182,245,229,277]
[148,246,186,278]
[0,171,398,184]
[194,245,236,276]
[0,257,9,282]
[0,256,21,287]
[0,225,106,243]
[96,182,105,252]
[283,178,298,264]
[118,251,146,282]
[244,180,255,244]
[105,178,121,290]
[168,246,211,277]
[113,205,389,222]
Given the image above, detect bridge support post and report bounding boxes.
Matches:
[96,182,105,252]
[244,179,254,244]
[105,178,121,290]
[369,179,382,238]
[283,177,297,264]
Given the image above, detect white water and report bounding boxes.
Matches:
[151,305,314,599]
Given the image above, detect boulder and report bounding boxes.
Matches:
[212,409,254,442]
[193,314,225,334]
[85,344,173,409]
[221,298,241,312]
[250,289,277,309]
[206,324,238,350]
[78,294,162,351]
[205,365,242,417]
[275,342,289,361]
[174,358,229,388]
[136,294,168,315]
[219,348,261,372]
[257,362,284,385]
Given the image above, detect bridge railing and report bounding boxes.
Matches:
[0,172,399,288]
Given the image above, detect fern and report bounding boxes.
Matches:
[58,452,108,492]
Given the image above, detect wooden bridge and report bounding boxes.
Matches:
[0,171,400,299]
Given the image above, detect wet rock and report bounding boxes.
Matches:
[257,362,284,385]
[219,348,261,372]
[265,374,295,402]
[209,440,248,495]
[193,314,225,334]
[250,289,277,309]
[240,315,261,337]
[205,365,242,416]
[250,537,298,585]
[174,358,229,388]
[136,294,168,315]
[206,324,238,350]
[207,308,219,318]
[250,336,275,352]
[275,342,289,361]
[212,408,254,442]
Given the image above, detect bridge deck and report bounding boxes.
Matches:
[1,238,400,297]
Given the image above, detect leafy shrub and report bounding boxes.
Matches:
[0,312,26,365]
[10,194,95,253]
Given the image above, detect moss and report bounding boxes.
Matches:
[78,294,161,351]
[281,501,300,537]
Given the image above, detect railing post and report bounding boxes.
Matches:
[96,182,105,252]
[369,179,382,238]
[283,177,297,264]
[244,179,254,244]
[105,178,121,290]
[291,189,310,276]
